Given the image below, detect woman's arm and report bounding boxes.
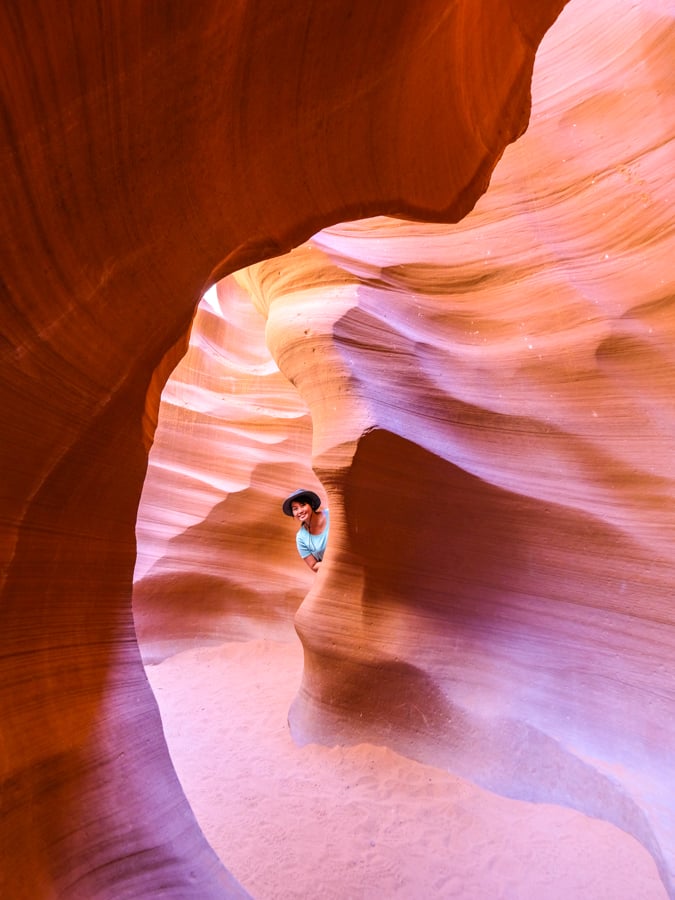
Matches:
[303,554,320,572]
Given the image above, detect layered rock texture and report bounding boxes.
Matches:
[133,278,319,663]
[2,0,673,897]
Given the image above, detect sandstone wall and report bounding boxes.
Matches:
[4,0,675,897]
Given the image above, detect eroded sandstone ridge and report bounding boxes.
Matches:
[2,0,673,896]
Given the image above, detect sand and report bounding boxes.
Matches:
[146,639,666,899]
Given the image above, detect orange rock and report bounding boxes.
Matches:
[5,0,675,897]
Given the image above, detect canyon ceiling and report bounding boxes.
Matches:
[1,1,674,898]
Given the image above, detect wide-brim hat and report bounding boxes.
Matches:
[282,488,321,517]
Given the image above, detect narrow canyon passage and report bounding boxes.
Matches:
[133,278,665,896]
[135,3,675,891]
[2,0,674,896]
[137,1,673,884]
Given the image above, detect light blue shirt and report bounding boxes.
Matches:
[296,509,330,561]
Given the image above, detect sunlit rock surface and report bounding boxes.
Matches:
[2,0,673,897]
[133,278,318,662]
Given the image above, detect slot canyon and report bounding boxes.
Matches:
[1,1,674,898]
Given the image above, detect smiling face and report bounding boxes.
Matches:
[291,500,313,525]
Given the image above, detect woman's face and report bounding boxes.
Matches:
[291,501,312,525]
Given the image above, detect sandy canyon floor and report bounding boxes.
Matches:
[146,639,666,899]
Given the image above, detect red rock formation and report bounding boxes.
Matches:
[6,0,675,896]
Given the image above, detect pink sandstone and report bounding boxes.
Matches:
[2,0,674,897]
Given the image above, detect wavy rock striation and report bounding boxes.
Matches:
[133,276,319,663]
[2,0,674,896]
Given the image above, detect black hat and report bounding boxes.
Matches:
[282,489,321,517]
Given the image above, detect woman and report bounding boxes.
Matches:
[282,488,329,572]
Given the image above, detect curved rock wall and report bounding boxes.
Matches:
[133,276,319,663]
[228,0,675,890]
[4,0,674,896]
